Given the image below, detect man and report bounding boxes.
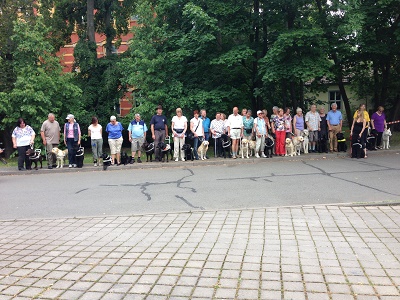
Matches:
[200,109,210,141]
[227,107,243,159]
[305,104,321,153]
[40,113,61,169]
[210,112,225,157]
[128,113,148,163]
[150,105,168,162]
[326,103,343,152]
[254,110,267,158]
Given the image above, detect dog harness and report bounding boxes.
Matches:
[28,149,41,160]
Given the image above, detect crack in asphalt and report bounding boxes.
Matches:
[175,195,205,210]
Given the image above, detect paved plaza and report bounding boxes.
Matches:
[0,204,399,299]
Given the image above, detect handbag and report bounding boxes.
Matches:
[174,128,184,134]
[188,120,200,139]
[245,128,253,134]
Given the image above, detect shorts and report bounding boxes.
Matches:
[108,137,123,154]
[309,130,318,142]
[230,129,241,140]
[131,136,145,152]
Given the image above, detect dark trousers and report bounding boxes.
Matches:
[376,132,383,147]
[193,137,202,159]
[17,145,31,170]
[154,130,166,160]
[66,138,77,165]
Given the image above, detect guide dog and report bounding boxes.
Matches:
[26,148,43,170]
[264,135,274,158]
[51,147,68,168]
[337,132,347,152]
[75,146,84,168]
[221,134,232,158]
[351,138,364,159]
[318,133,328,153]
[382,128,392,149]
[142,142,155,162]
[292,136,304,156]
[181,143,194,161]
[366,129,377,151]
[120,151,130,165]
[197,140,209,160]
[158,142,173,162]
[240,138,250,159]
[302,129,309,154]
[101,153,112,170]
[285,138,295,157]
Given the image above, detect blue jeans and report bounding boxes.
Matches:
[193,137,200,159]
[66,138,77,165]
[204,132,210,141]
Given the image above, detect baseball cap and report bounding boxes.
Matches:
[257,110,262,115]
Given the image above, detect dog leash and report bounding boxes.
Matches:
[386,120,400,125]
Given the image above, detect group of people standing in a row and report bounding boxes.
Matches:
[8,102,387,170]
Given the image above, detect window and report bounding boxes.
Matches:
[329,91,341,110]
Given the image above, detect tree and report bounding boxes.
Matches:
[0,16,82,156]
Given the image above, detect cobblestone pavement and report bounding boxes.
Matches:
[0,205,399,300]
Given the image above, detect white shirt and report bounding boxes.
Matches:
[88,124,102,139]
[227,114,243,129]
[190,118,203,136]
[172,115,187,129]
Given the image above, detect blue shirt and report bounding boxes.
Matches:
[150,114,167,130]
[106,122,123,139]
[128,120,148,138]
[327,110,342,125]
[201,117,210,133]
[254,117,267,135]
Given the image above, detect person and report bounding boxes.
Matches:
[319,107,329,153]
[221,113,229,134]
[227,107,244,159]
[106,115,123,165]
[353,104,370,157]
[128,113,147,164]
[150,105,168,162]
[210,112,225,157]
[293,107,305,137]
[12,118,35,171]
[271,108,286,156]
[283,107,293,138]
[190,110,204,160]
[253,110,267,158]
[88,117,103,167]
[326,103,343,152]
[305,105,321,153]
[371,106,387,149]
[350,110,366,158]
[40,113,60,169]
[64,114,81,168]
[270,106,278,123]
[243,109,254,140]
[241,108,247,117]
[171,108,187,162]
[200,109,211,141]
[262,109,271,133]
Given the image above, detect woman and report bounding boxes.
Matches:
[371,106,386,149]
[293,107,305,136]
[284,107,293,138]
[88,116,103,167]
[106,115,123,165]
[12,118,35,171]
[262,109,271,133]
[351,110,367,158]
[190,110,204,160]
[242,110,254,139]
[241,108,247,117]
[353,104,370,157]
[319,107,329,153]
[171,108,187,161]
[64,114,81,168]
[221,113,229,134]
[210,113,225,157]
[271,108,286,156]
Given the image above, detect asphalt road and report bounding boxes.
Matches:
[1,152,399,220]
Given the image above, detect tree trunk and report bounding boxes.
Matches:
[332,53,352,126]
[379,60,390,108]
[290,81,297,110]
[104,1,113,56]
[373,61,380,105]
[87,0,95,42]
[1,128,13,158]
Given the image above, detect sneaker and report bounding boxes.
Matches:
[181,158,185,161]
[175,158,179,162]
[255,153,260,158]
[69,164,72,168]
[94,163,97,167]
[72,164,77,168]
[48,165,53,169]
[262,153,267,158]
[137,157,142,163]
